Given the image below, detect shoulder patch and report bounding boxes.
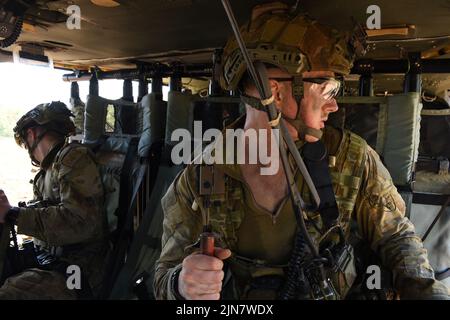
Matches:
[332,129,368,185]
[57,144,91,168]
[348,131,368,155]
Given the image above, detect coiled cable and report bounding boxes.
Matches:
[0,16,23,48]
[279,231,311,299]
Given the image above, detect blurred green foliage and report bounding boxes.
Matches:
[0,107,24,137]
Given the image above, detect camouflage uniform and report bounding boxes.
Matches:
[0,142,107,300]
[155,3,449,300]
[154,119,450,300]
[0,102,108,300]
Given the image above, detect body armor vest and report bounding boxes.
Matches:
[198,127,367,299]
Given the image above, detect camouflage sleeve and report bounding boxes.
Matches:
[16,146,105,247]
[154,165,203,300]
[354,145,450,299]
[31,170,44,201]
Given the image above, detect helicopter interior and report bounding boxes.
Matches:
[0,0,449,298]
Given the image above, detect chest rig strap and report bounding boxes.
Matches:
[197,164,244,251]
[301,140,339,229]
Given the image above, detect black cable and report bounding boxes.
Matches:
[0,16,23,48]
[422,196,450,242]
[279,231,310,299]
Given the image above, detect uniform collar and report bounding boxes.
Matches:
[40,141,65,170]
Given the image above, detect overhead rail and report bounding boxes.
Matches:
[62,63,213,82]
[62,58,450,83]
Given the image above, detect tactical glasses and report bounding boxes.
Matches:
[14,133,27,149]
[269,77,342,100]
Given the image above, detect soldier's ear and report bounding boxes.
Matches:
[269,79,282,100]
[26,128,36,143]
[268,79,283,110]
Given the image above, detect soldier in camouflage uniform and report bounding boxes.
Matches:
[154,3,450,300]
[0,102,107,299]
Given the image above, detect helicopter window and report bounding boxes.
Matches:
[105,104,116,133]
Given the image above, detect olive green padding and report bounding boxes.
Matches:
[95,138,129,233]
[84,94,142,233]
[138,93,167,158]
[414,171,450,194]
[84,95,108,144]
[383,93,422,186]
[165,91,194,147]
[84,95,138,144]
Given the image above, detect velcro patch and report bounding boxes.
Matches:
[58,145,88,168]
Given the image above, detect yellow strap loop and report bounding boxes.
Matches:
[268,112,282,127]
[261,95,274,106]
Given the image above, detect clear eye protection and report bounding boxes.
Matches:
[269,76,342,101]
[303,77,341,101]
[14,132,26,148]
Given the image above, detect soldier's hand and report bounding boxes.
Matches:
[0,189,11,223]
[178,247,231,300]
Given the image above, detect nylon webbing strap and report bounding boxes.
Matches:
[116,138,140,230]
[292,75,303,104]
[436,268,450,281]
[421,109,450,116]
[302,140,339,228]
[100,137,147,299]
[240,94,267,111]
[104,159,148,296]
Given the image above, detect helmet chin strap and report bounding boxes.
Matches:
[282,113,323,140]
[24,128,49,167]
[287,75,323,140]
[240,75,323,140]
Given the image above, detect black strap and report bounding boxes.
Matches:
[126,161,149,231]
[240,94,267,111]
[100,137,148,299]
[102,160,148,298]
[105,142,166,299]
[302,140,339,228]
[116,138,140,232]
[422,195,450,242]
[436,268,450,281]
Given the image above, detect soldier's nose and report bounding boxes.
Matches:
[324,99,338,113]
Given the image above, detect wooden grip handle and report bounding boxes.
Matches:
[200,232,215,256]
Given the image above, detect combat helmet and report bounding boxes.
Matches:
[219,2,366,139]
[220,2,366,91]
[13,101,75,159]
